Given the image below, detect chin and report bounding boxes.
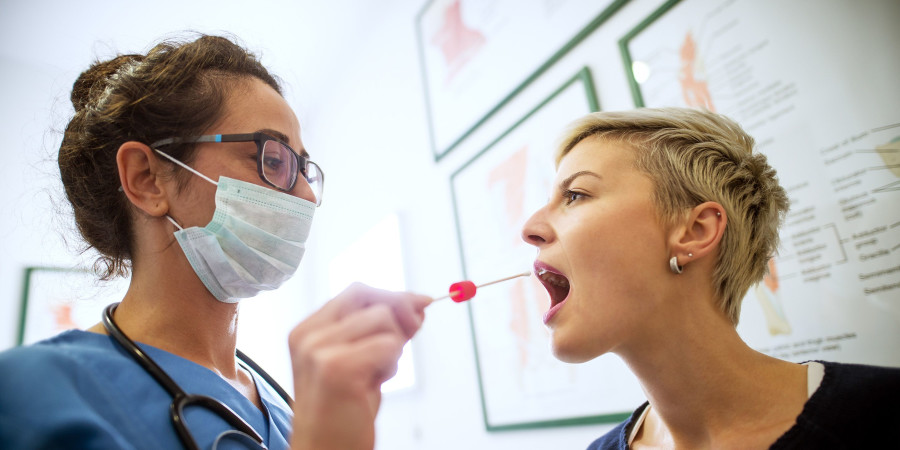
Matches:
[549,334,597,364]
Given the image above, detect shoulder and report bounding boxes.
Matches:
[0,330,116,408]
[0,330,108,378]
[586,403,648,450]
[811,360,900,408]
[0,331,137,448]
[819,360,900,384]
[586,423,628,450]
[773,360,900,448]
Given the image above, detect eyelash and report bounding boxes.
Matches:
[563,189,586,205]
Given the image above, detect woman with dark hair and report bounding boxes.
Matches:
[0,34,428,449]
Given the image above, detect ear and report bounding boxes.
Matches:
[668,201,726,265]
[116,141,171,217]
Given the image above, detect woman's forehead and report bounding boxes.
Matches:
[216,78,302,144]
[557,136,635,176]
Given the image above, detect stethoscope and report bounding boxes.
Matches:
[102,303,293,450]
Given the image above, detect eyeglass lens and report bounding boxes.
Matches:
[261,140,297,191]
[261,139,323,204]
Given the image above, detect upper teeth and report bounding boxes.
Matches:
[539,270,569,287]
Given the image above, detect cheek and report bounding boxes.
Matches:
[172,176,218,224]
[571,231,664,307]
[564,218,653,282]
[553,212,666,359]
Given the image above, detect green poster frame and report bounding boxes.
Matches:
[417,0,629,162]
[618,0,682,108]
[17,266,91,345]
[16,266,125,346]
[449,67,633,431]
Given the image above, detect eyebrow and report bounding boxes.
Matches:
[558,170,602,190]
[258,128,309,158]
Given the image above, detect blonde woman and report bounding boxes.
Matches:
[522,107,900,449]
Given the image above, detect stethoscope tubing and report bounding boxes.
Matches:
[102,302,289,449]
[235,348,293,408]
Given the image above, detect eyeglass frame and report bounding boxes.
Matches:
[150,132,324,206]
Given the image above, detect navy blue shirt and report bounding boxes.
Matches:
[587,361,900,449]
[0,330,292,449]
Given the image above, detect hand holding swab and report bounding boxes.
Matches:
[433,271,531,303]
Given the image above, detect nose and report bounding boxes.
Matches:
[290,177,318,205]
[521,205,553,247]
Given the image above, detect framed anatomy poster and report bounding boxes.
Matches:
[17,267,129,345]
[450,67,646,431]
[620,0,900,366]
[417,0,627,160]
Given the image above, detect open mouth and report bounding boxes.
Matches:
[536,266,570,308]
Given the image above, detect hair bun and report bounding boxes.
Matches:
[70,54,142,112]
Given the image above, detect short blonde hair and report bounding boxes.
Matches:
[556,107,789,324]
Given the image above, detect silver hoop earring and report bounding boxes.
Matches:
[669,256,683,274]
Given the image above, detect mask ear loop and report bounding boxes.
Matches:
[153,149,218,186]
[166,216,184,231]
[154,149,217,233]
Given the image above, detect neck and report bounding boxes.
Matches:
[616,286,806,447]
[93,232,243,379]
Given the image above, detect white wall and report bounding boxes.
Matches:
[0,0,776,448]
[303,2,665,448]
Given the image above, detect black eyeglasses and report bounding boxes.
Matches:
[151,132,324,206]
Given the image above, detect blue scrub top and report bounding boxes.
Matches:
[0,330,292,449]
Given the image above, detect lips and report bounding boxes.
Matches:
[534,262,570,324]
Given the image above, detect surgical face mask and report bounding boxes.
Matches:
[157,151,315,303]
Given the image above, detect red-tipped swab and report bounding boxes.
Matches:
[434,272,531,303]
